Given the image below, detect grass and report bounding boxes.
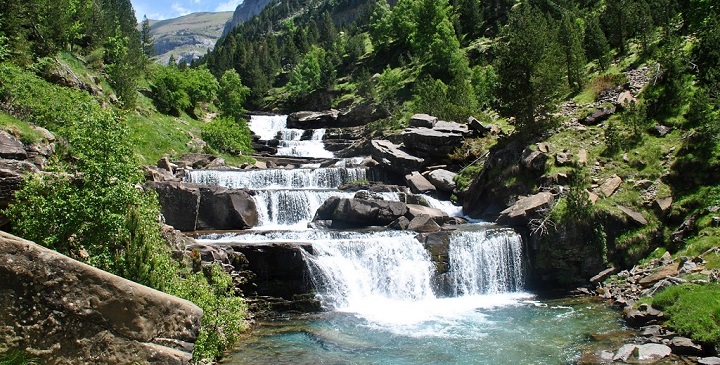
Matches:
[0,351,38,365]
[652,283,720,344]
[0,111,44,144]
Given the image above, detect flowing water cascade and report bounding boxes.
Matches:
[249,114,333,158]
[194,114,627,364]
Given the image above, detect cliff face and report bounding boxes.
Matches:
[150,12,233,65]
[222,0,274,36]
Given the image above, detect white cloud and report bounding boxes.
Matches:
[215,0,241,12]
[172,2,192,16]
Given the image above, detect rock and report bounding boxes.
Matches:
[522,149,548,175]
[650,125,672,137]
[369,140,424,174]
[555,152,570,166]
[598,175,622,197]
[401,127,464,158]
[287,110,339,129]
[388,216,411,230]
[625,303,665,326]
[0,231,202,364]
[638,262,680,287]
[336,103,388,127]
[174,153,218,169]
[433,121,470,135]
[0,130,27,160]
[157,156,177,174]
[496,192,554,226]
[409,113,438,128]
[148,182,201,232]
[670,336,704,356]
[654,196,673,215]
[699,357,720,365]
[590,267,617,283]
[405,172,437,195]
[537,142,550,153]
[408,214,441,232]
[313,196,408,227]
[407,204,449,223]
[582,106,617,125]
[31,125,55,142]
[617,205,649,226]
[577,149,588,165]
[634,179,654,189]
[613,344,638,362]
[197,186,258,230]
[467,116,490,136]
[636,343,671,361]
[616,91,636,106]
[424,169,457,193]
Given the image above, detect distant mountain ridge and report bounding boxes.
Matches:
[149,11,234,65]
[222,0,274,36]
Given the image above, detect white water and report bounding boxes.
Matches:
[249,115,333,158]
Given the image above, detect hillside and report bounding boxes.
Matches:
[149,11,233,65]
[222,0,274,36]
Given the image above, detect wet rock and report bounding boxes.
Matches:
[613,344,638,362]
[496,192,554,226]
[287,110,339,129]
[388,216,411,230]
[408,214,441,233]
[424,169,457,193]
[407,204,449,223]
[409,113,438,128]
[405,171,437,195]
[197,186,258,230]
[147,182,201,231]
[670,336,704,356]
[314,196,408,227]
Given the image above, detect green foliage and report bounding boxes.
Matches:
[559,16,587,91]
[495,4,566,132]
[0,111,43,144]
[622,100,650,139]
[0,351,37,365]
[565,165,593,222]
[167,264,247,362]
[218,69,250,121]
[375,66,410,113]
[287,46,336,99]
[584,16,611,70]
[412,76,477,122]
[471,65,497,110]
[150,65,218,116]
[202,116,253,156]
[652,283,720,344]
[693,11,720,97]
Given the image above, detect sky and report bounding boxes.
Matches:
[131,0,243,21]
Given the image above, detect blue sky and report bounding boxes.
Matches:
[131,0,243,21]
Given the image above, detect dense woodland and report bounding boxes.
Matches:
[1,0,719,362]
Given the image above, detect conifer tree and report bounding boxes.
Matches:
[559,16,586,91]
[584,16,611,70]
[141,15,154,58]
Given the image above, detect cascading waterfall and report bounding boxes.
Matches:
[249,114,333,158]
[448,229,524,296]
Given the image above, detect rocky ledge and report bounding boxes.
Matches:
[579,250,720,364]
[0,231,203,364]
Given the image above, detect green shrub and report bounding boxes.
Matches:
[202,116,253,155]
[652,283,720,344]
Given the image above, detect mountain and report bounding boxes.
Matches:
[222,0,274,37]
[149,11,234,65]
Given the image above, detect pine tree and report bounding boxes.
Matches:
[559,16,586,91]
[141,15,154,58]
[584,16,611,70]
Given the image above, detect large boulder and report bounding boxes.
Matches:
[147,182,258,231]
[313,196,408,227]
[336,104,389,127]
[424,169,457,193]
[0,159,40,228]
[405,172,437,195]
[0,231,203,364]
[148,182,201,232]
[369,140,424,175]
[407,204,449,223]
[401,127,464,158]
[496,192,555,226]
[197,186,258,230]
[409,114,438,128]
[287,110,339,129]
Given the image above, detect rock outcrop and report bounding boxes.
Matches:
[0,231,203,364]
[148,182,258,231]
[368,140,425,175]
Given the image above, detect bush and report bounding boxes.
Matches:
[202,116,253,155]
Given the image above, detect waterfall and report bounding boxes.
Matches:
[301,231,435,309]
[252,189,355,228]
[187,168,367,190]
[448,229,524,295]
[249,115,333,158]
[297,228,524,310]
